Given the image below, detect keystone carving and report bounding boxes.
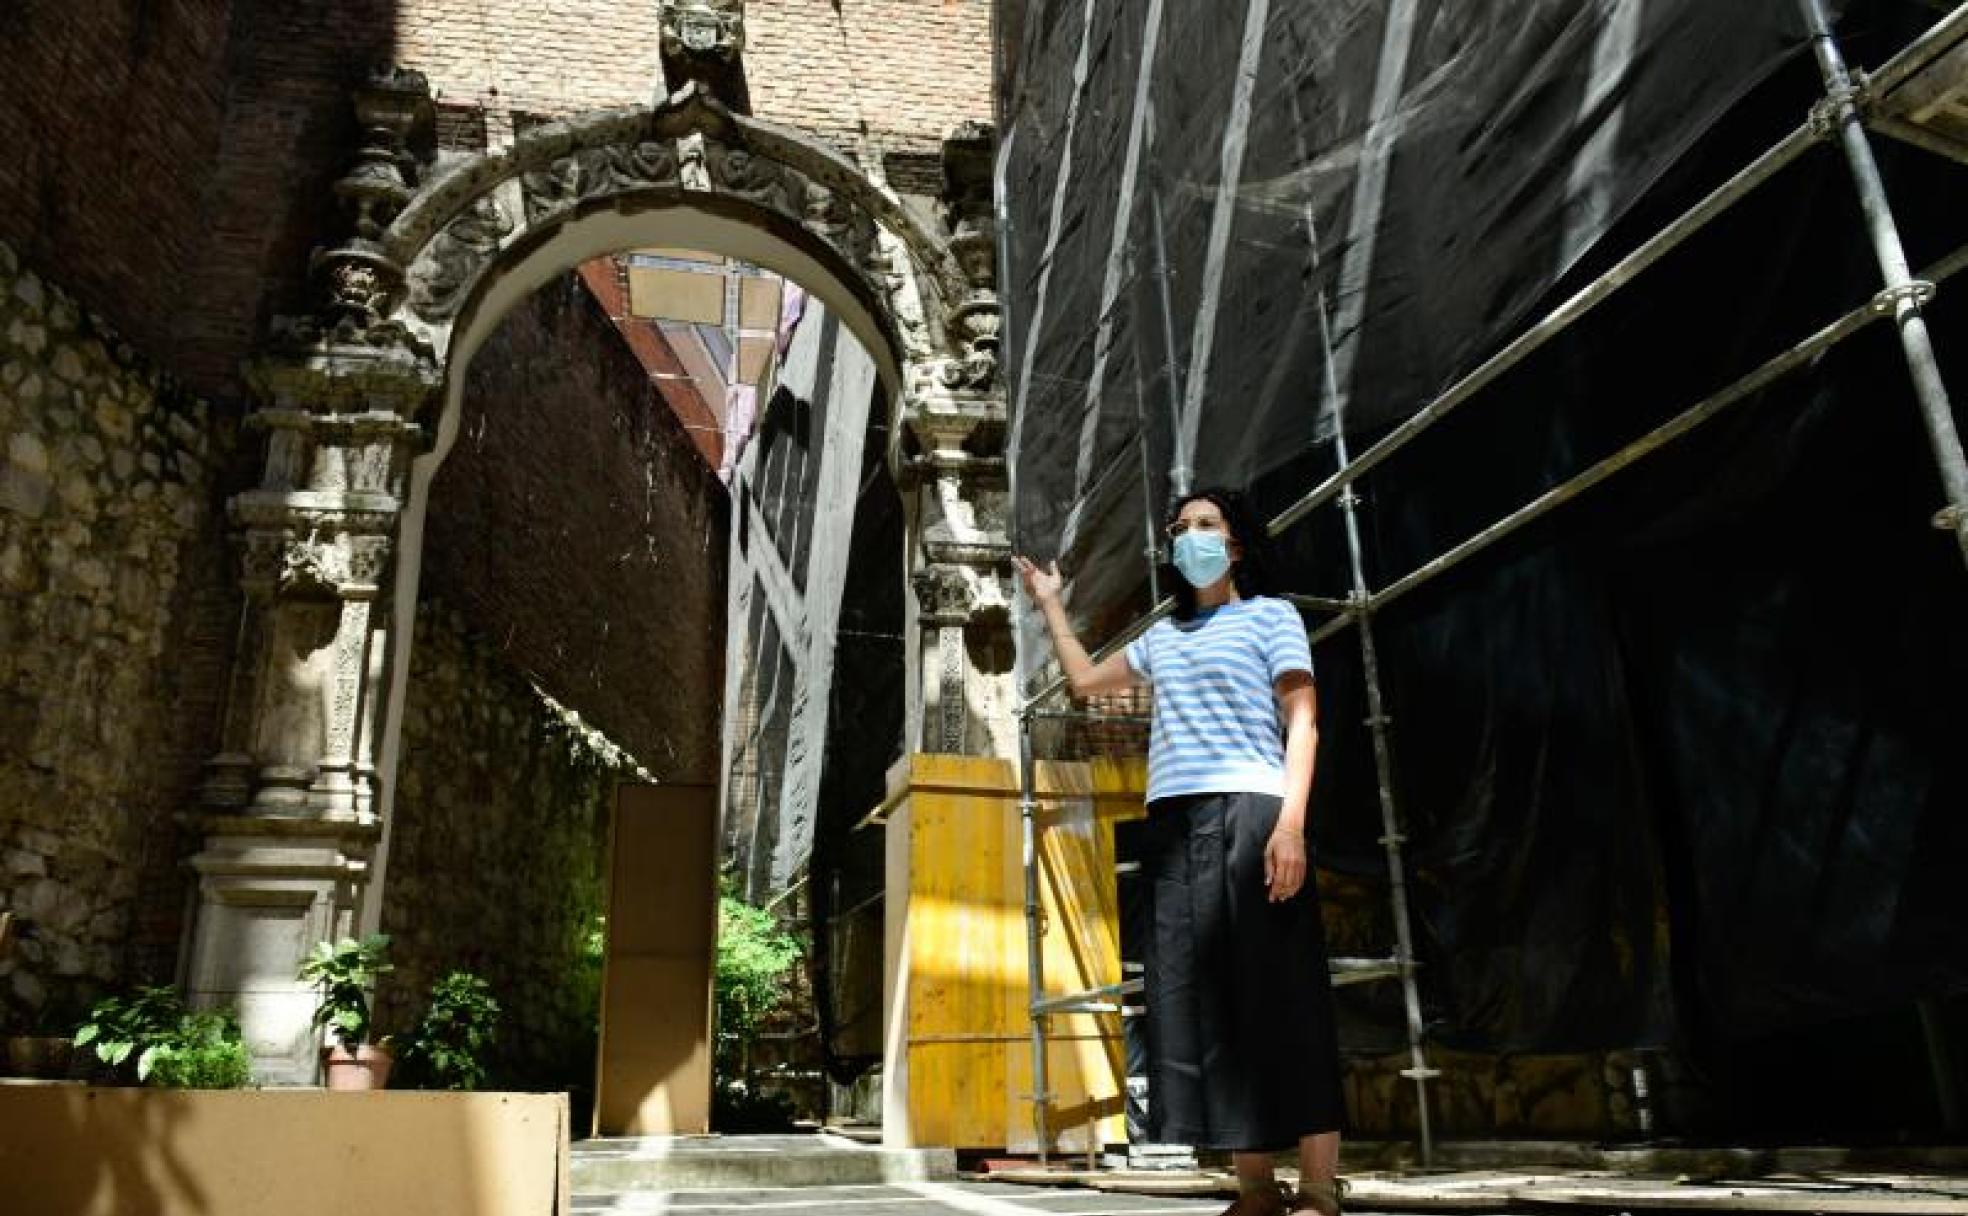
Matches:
[660,0,750,110]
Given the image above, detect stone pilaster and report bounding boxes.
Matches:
[183,70,439,1083]
[897,123,1013,757]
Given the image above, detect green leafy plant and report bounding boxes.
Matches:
[74,985,186,1081]
[74,989,253,1087]
[398,971,501,1090]
[146,1010,253,1090]
[712,889,804,1130]
[297,934,393,1052]
[714,895,802,1070]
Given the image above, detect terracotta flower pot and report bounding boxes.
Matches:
[323,1042,393,1091]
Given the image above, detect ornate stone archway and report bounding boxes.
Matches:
[184,49,1010,1081]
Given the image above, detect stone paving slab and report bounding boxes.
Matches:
[571,1182,1225,1216]
[982,1168,1968,1214]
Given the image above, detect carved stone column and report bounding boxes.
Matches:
[899,124,1014,758]
[183,70,439,1083]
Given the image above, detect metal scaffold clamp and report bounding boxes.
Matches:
[1872,279,1937,317]
[1806,68,1870,139]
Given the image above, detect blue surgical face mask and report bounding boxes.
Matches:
[1171,530,1233,589]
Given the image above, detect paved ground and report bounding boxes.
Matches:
[567,1134,1968,1216]
[572,1181,1228,1215]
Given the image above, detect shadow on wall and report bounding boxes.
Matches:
[0,1088,564,1215]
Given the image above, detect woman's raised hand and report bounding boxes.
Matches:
[1013,556,1063,605]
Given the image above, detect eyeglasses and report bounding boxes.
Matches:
[1166,515,1228,538]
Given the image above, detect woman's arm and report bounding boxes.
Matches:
[1266,671,1319,902]
[1013,557,1141,699]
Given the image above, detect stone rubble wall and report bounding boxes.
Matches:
[0,241,239,1033]
[377,600,648,1092]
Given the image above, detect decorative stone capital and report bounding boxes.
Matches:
[912,563,979,627]
[244,341,439,420]
[235,527,394,602]
[903,357,1005,469]
[231,491,401,601]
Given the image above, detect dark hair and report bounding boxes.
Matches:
[1162,486,1278,620]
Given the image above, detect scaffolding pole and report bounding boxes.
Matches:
[1017,713,1053,1163]
[1800,0,1968,569]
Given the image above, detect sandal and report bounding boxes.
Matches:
[1219,1181,1292,1216]
[1292,1178,1349,1216]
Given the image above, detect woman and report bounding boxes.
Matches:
[1014,488,1345,1216]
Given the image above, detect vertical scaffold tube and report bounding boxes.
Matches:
[1019,712,1052,1162]
[1334,460,1437,1167]
[1799,0,1968,568]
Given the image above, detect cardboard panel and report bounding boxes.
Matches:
[0,1089,567,1216]
[596,782,717,1136]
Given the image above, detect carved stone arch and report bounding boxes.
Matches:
[379,86,981,400]
[186,68,1010,1086]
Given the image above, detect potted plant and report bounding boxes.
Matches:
[397,971,500,1090]
[297,934,394,1090]
[73,985,187,1083]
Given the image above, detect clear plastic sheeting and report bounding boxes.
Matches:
[1000,0,1823,660]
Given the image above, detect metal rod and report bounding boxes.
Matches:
[1866,115,1968,169]
[1369,241,1968,613]
[1018,713,1052,1162]
[1309,614,1357,646]
[1282,592,1354,615]
[1287,238,1968,647]
[1026,708,1154,726]
[1858,0,1968,100]
[1021,599,1173,712]
[1801,0,1968,569]
[1033,979,1146,1016]
[1264,120,1819,539]
[1147,134,1189,499]
[1299,137,1439,1159]
[1332,472,1436,1165]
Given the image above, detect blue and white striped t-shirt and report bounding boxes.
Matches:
[1124,595,1313,803]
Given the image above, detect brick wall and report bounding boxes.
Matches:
[0,0,235,372]
[394,0,993,165]
[0,0,990,402]
[418,270,729,783]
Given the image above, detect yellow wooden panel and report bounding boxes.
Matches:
[894,754,1149,1152]
[905,755,1018,1150]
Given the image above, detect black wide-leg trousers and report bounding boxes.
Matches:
[1141,791,1346,1151]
